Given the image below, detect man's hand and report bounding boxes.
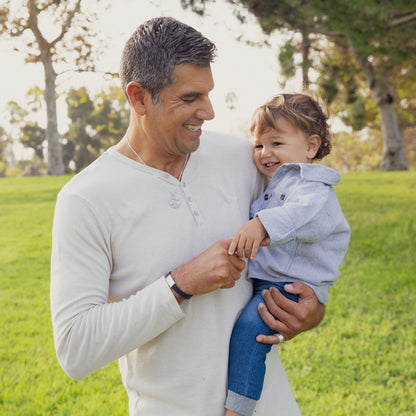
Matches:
[256,282,325,344]
[228,217,268,259]
[172,240,246,300]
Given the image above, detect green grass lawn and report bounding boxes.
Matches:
[1,172,415,415]
[282,171,416,415]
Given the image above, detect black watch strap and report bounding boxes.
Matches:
[165,273,192,299]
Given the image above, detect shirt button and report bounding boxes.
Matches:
[264,194,269,200]
[280,194,285,201]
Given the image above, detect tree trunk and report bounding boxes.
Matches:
[43,56,64,175]
[353,50,407,170]
[378,99,407,171]
[300,29,310,91]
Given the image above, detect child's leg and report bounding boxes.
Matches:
[225,280,298,416]
[227,288,273,400]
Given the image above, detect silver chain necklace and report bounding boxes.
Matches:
[126,133,147,166]
[126,134,189,208]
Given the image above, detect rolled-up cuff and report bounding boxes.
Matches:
[225,390,257,416]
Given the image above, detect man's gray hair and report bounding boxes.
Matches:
[120,17,217,104]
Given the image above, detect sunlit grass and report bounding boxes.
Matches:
[281,171,416,415]
[1,172,415,415]
[0,176,127,415]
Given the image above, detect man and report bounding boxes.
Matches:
[50,17,324,415]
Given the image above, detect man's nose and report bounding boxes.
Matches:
[196,97,215,120]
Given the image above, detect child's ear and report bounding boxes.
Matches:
[306,134,321,159]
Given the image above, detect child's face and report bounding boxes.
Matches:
[252,118,318,180]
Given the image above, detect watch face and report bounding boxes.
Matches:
[166,273,192,299]
[166,274,175,288]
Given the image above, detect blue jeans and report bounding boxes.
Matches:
[227,280,299,403]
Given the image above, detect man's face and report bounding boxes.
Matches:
[143,63,215,158]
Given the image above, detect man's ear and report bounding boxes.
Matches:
[126,81,147,116]
[306,134,321,159]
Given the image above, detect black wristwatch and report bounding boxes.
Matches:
[165,273,193,300]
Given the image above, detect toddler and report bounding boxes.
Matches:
[225,93,351,416]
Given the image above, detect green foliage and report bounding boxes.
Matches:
[341,97,367,132]
[63,85,129,173]
[316,45,369,131]
[0,83,128,174]
[1,97,46,166]
[0,125,7,164]
[0,0,110,175]
[278,42,297,80]
[323,130,383,172]
[90,87,130,149]
[182,0,414,169]
[1,172,415,414]
[312,0,414,59]
[66,87,94,121]
[404,126,416,170]
[63,87,98,172]
[1,0,103,67]
[21,122,45,159]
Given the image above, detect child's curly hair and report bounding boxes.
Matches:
[250,92,332,160]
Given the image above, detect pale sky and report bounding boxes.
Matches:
[0,0,299,139]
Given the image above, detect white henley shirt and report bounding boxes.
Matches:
[50,131,301,416]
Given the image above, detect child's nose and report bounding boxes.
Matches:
[261,147,271,157]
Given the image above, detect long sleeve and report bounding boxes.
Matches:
[257,180,335,246]
[50,192,184,380]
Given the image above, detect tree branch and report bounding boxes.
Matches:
[50,0,82,48]
[305,27,345,37]
[57,68,118,77]
[387,11,416,28]
[27,0,48,49]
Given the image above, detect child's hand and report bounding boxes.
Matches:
[228,217,268,259]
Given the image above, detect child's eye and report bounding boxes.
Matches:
[273,142,282,146]
[254,145,263,150]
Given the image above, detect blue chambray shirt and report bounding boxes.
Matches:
[249,163,351,303]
